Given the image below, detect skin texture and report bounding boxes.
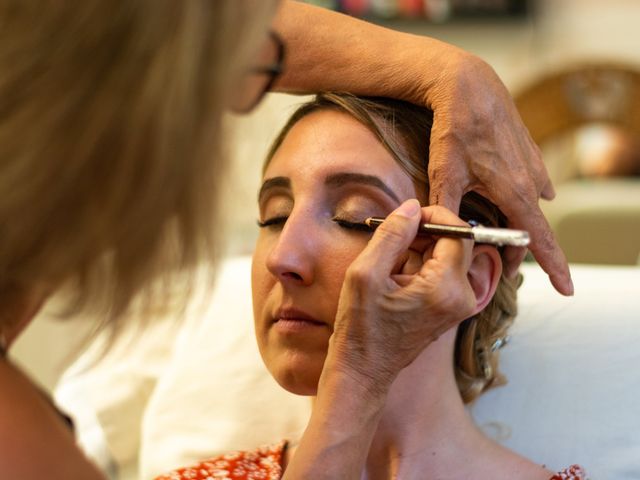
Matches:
[254,110,553,479]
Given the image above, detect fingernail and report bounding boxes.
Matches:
[553,273,574,296]
[393,199,420,218]
[567,275,574,296]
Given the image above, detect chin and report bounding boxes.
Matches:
[268,357,323,397]
[278,378,319,397]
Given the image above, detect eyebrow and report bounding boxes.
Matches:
[258,172,401,204]
[324,172,400,203]
[258,176,291,203]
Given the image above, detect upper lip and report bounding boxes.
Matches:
[274,307,324,325]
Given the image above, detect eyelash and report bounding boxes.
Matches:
[331,218,373,232]
[257,216,287,228]
[256,216,372,233]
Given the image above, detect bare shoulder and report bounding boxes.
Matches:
[0,359,105,480]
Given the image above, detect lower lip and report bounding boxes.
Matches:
[274,318,327,334]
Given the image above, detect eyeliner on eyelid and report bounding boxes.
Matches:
[331,217,376,232]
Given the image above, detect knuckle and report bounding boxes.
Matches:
[525,137,542,159]
[345,263,376,289]
[510,172,532,192]
[510,175,538,203]
[536,226,557,250]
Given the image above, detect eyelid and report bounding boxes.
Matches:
[257,215,288,228]
[332,193,393,218]
[332,217,374,233]
[257,194,293,226]
[258,187,292,208]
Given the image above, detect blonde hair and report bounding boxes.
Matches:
[0,1,276,338]
[265,93,521,404]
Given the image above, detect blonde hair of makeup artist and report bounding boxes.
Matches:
[0,1,276,340]
[265,93,521,403]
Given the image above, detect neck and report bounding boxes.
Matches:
[359,331,486,480]
[304,336,551,479]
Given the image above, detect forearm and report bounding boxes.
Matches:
[273,0,464,104]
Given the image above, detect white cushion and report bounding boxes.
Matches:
[55,310,184,479]
[472,263,640,479]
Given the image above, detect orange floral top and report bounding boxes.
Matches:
[155,441,588,480]
[155,442,287,480]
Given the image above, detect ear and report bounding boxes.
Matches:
[467,245,502,314]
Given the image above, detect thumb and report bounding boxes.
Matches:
[356,199,422,276]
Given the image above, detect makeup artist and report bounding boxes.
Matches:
[0,1,571,479]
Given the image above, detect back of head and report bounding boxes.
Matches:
[0,1,274,336]
[266,93,520,403]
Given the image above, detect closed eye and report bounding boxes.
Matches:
[257,216,288,228]
[332,217,373,233]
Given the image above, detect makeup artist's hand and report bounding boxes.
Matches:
[418,49,573,296]
[281,199,477,480]
[328,200,477,391]
[275,2,571,297]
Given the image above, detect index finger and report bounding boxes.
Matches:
[507,203,573,296]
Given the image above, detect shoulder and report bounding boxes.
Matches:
[155,440,288,480]
[549,465,589,480]
[0,359,104,479]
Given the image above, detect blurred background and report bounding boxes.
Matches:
[220,0,640,263]
[12,0,640,392]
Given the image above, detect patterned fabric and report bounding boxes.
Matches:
[549,464,589,480]
[155,441,587,480]
[155,441,286,480]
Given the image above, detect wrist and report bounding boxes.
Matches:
[301,356,387,464]
[317,336,393,413]
[389,34,480,108]
[284,345,390,480]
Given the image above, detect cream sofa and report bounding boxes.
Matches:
[46,258,640,479]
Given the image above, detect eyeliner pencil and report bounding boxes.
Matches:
[363,217,530,247]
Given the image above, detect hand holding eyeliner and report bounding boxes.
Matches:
[363,217,530,247]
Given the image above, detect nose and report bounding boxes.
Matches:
[265,211,316,286]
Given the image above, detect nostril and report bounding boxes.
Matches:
[281,271,303,282]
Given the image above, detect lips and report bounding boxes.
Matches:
[273,307,325,326]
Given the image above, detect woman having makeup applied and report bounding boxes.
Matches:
[157,94,586,480]
[0,1,570,478]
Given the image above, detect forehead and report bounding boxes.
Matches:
[265,110,415,196]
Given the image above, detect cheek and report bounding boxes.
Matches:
[319,239,367,308]
[251,243,272,318]
[331,246,360,278]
